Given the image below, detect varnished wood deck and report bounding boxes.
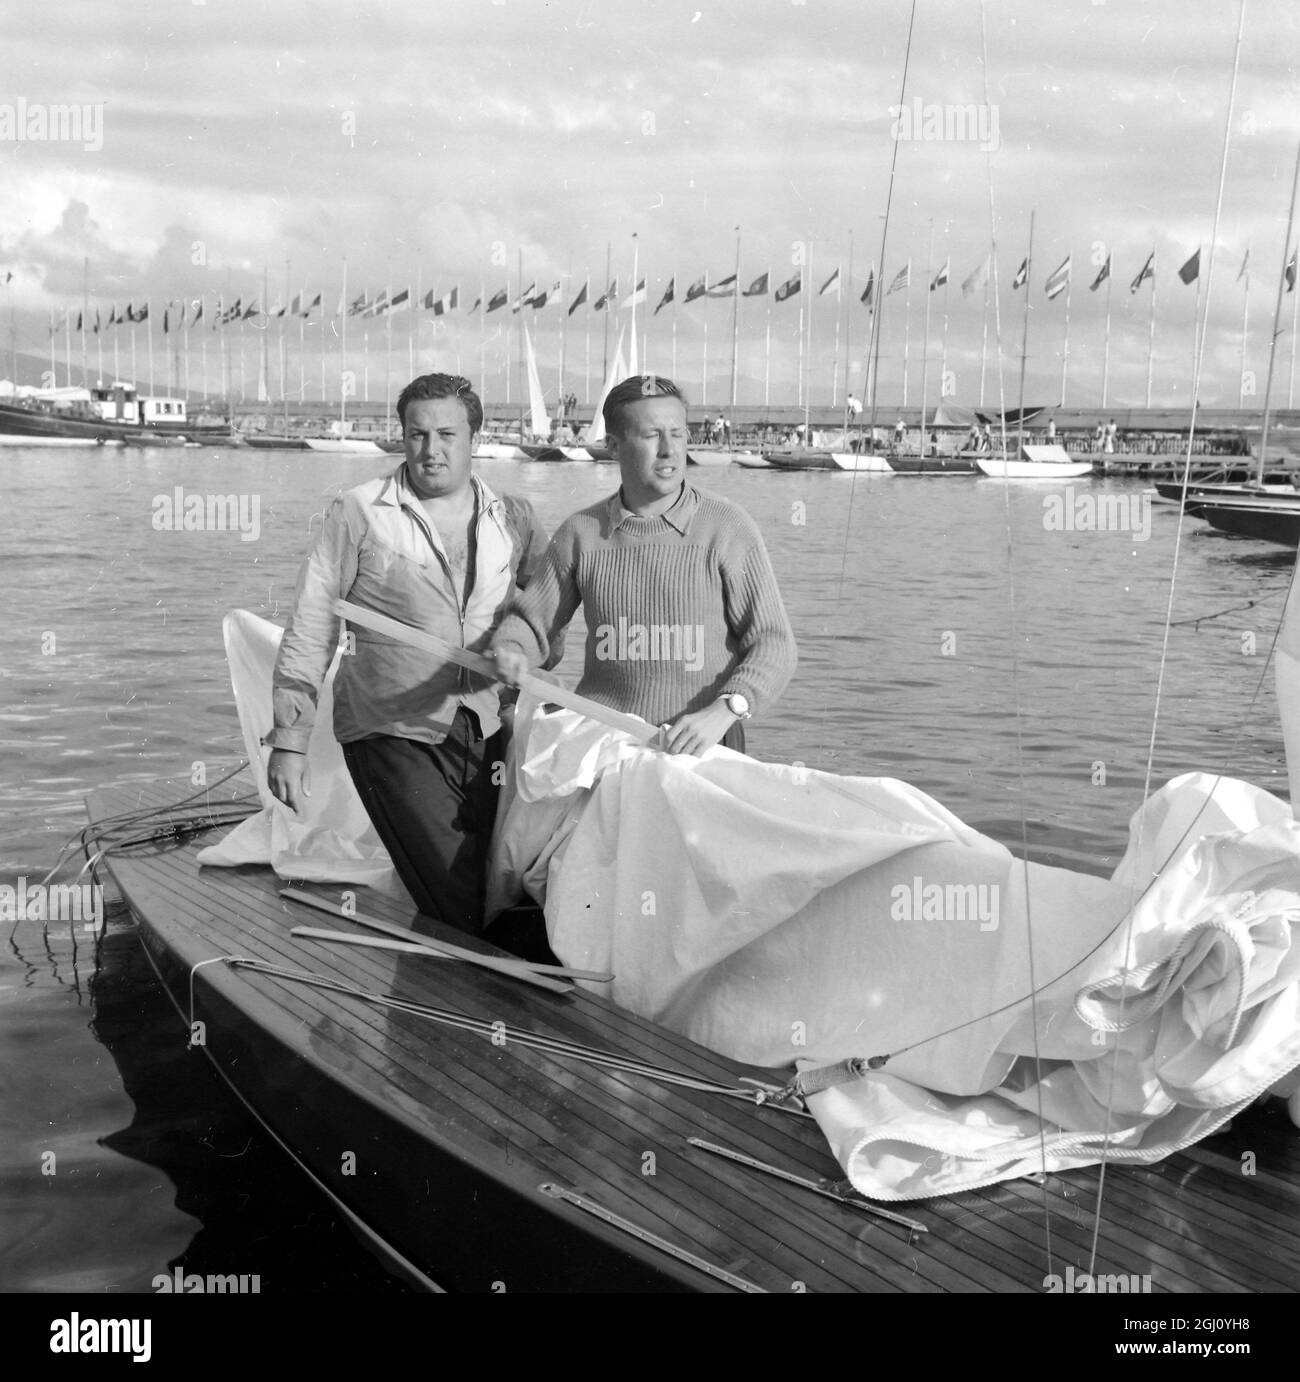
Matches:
[87,778,1300,1293]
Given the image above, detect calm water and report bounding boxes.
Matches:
[1,445,1294,1292]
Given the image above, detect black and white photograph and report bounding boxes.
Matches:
[2,0,1299,1335]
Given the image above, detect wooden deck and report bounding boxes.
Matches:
[87,778,1300,1294]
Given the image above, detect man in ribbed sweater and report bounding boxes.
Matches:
[491,375,796,755]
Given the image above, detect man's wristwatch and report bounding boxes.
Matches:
[720,692,752,721]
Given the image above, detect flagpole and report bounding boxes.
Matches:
[478,278,486,401]
[583,277,590,405]
[1101,260,1113,409]
[182,299,190,400]
[764,276,771,409]
[902,262,911,410]
[979,258,990,408]
[729,226,741,429]
[49,309,57,386]
[147,300,155,397]
[80,257,89,387]
[1059,262,1072,406]
[702,313,708,407]
[629,233,640,376]
[794,302,800,411]
[1256,135,1300,485]
[1239,259,1250,408]
[601,242,611,383]
[671,270,678,381]
[1146,251,1157,408]
[299,282,307,401]
[920,221,933,445]
[1016,210,1034,456]
[803,239,814,442]
[1191,266,1201,399]
[840,233,854,430]
[1290,254,1298,410]
[340,257,348,429]
[386,264,394,439]
[559,255,571,407]
[96,309,104,386]
[939,226,952,403]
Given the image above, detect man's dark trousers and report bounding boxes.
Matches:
[341,707,501,935]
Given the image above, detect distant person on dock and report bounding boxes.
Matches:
[1046,415,1056,441]
[1093,422,1105,452]
[1104,419,1118,455]
[265,372,553,935]
[491,374,797,757]
[894,418,907,451]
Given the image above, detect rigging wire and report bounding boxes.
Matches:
[975,0,1053,1275]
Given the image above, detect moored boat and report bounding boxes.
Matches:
[975,444,1094,480]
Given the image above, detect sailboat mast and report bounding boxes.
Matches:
[340,257,348,431]
[1256,135,1300,485]
[803,239,813,443]
[517,247,524,438]
[728,227,741,431]
[1016,210,1034,457]
[920,221,933,453]
[840,230,854,431]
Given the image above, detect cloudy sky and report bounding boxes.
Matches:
[4,0,1299,410]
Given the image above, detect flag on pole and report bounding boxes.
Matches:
[960,256,989,299]
[363,291,388,317]
[108,305,118,327]
[568,280,589,315]
[705,273,737,298]
[1044,255,1071,300]
[1236,249,1250,283]
[486,287,508,312]
[1130,252,1155,293]
[1178,248,1201,285]
[887,263,910,295]
[818,266,840,296]
[654,278,674,314]
[510,283,535,313]
[76,311,83,331]
[270,300,286,319]
[303,292,321,317]
[592,279,617,311]
[137,302,150,322]
[192,300,203,326]
[1286,247,1297,293]
[774,271,801,302]
[93,308,101,334]
[929,260,949,292]
[1011,258,1029,290]
[162,306,170,334]
[388,288,411,313]
[860,269,875,307]
[743,271,769,297]
[619,278,647,308]
[240,300,259,320]
[684,275,708,303]
[422,289,437,309]
[1089,255,1111,292]
[431,286,458,316]
[532,280,562,309]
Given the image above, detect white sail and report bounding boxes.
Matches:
[523,321,549,440]
[584,325,628,445]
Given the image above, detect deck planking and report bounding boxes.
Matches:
[87,777,1300,1293]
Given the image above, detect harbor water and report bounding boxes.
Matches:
[0,444,1293,1291]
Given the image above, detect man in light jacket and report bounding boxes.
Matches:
[266,373,551,934]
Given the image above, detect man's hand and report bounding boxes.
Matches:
[491,646,530,687]
[267,748,310,814]
[660,701,737,756]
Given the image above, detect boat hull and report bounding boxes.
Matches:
[975,458,1094,479]
[1197,497,1300,546]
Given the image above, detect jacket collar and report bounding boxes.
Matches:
[375,465,503,520]
[603,480,698,538]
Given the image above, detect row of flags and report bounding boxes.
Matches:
[48,245,1300,338]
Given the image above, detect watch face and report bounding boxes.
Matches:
[729,693,750,716]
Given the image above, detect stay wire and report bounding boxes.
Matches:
[976,0,1053,1274]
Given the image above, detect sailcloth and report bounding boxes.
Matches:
[523,321,549,440]
[583,325,628,446]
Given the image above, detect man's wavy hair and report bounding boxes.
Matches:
[601,374,687,437]
[396,373,483,433]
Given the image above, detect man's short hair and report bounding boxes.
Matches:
[396,373,483,433]
[601,374,687,437]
